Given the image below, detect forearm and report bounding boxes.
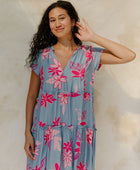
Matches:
[90,34,136,61]
[25,95,36,135]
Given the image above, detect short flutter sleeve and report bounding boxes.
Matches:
[30,51,42,77]
[91,46,104,71]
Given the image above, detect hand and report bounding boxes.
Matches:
[24,132,35,161]
[75,18,97,42]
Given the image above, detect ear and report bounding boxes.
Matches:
[71,19,76,26]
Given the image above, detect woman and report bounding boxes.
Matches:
[24,1,136,170]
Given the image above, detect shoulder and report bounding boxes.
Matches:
[42,46,52,55]
[36,47,52,61]
[81,44,100,52]
[81,44,91,50]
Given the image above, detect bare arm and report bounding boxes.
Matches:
[24,71,41,160]
[91,34,136,64]
[75,18,136,64]
[25,70,41,135]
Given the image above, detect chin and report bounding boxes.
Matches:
[54,33,67,38]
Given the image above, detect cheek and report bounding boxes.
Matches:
[62,17,71,25]
[63,20,72,30]
[49,23,55,30]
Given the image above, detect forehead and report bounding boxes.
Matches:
[49,7,68,18]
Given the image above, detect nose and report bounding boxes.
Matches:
[55,19,61,27]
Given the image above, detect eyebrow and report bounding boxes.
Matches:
[49,14,65,19]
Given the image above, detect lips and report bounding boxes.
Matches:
[56,28,64,32]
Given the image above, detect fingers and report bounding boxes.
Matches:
[76,22,84,30]
[31,141,35,154]
[82,18,88,26]
[76,18,88,29]
[75,33,81,39]
[24,144,35,161]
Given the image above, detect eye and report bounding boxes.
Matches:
[60,17,65,20]
[50,19,55,22]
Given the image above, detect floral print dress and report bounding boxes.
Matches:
[26,44,104,170]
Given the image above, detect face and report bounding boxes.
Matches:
[49,7,75,38]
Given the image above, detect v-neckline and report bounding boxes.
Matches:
[51,45,81,73]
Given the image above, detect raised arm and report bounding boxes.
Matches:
[91,34,136,64]
[75,18,136,64]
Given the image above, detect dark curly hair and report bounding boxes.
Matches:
[25,0,82,68]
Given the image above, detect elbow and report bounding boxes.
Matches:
[120,53,136,64]
[125,52,136,63]
[129,52,136,62]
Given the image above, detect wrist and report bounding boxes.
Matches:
[25,129,31,135]
[89,33,99,43]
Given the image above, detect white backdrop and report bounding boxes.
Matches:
[0,0,140,170]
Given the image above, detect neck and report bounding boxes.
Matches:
[55,36,78,50]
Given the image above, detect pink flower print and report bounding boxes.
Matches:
[81,110,87,120]
[83,92,90,101]
[31,64,38,71]
[97,63,102,70]
[63,150,73,168]
[75,83,78,92]
[44,126,60,150]
[83,79,86,91]
[68,124,73,131]
[42,48,50,60]
[61,122,66,127]
[86,128,93,145]
[39,121,46,127]
[77,109,87,125]
[71,67,86,81]
[74,141,82,160]
[53,136,62,151]
[48,58,63,76]
[70,91,81,97]
[44,126,54,146]
[74,129,82,160]
[58,92,71,115]
[63,141,72,153]
[33,140,40,160]
[33,156,47,170]
[90,72,94,87]
[41,92,56,108]
[85,49,93,64]
[32,116,37,132]
[33,165,41,170]
[40,156,47,169]
[55,163,60,170]
[91,71,94,80]
[36,98,39,111]
[50,163,60,170]
[53,117,61,127]
[46,74,67,89]
[69,61,84,72]
[26,163,31,170]
[40,66,43,89]
[80,122,86,125]
[76,130,82,142]
[58,92,70,104]
[35,140,40,147]
[81,45,86,51]
[76,162,87,170]
[81,45,93,64]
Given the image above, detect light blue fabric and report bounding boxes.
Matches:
[26,44,104,170]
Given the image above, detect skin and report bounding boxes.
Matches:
[24,7,136,161]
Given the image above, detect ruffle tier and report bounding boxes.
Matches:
[26,124,97,170]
